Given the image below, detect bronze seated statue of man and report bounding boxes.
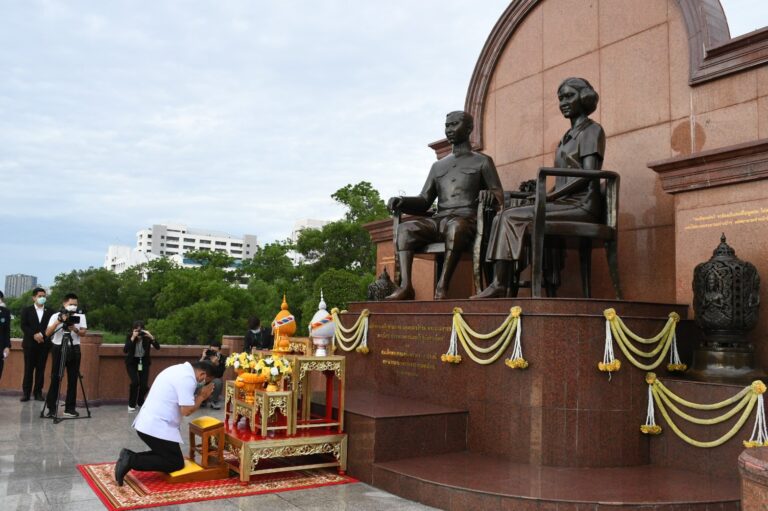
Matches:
[472,77,606,299]
[386,111,503,300]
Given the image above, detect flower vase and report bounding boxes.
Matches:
[242,382,257,403]
[240,372,264,403]
[266,377,281,392]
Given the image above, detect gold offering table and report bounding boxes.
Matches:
[222,351,347,482]
[293,355,345,433]
[224,429,347,482]
[231,389,295,436]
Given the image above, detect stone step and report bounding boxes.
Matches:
[344,390,468,483]
[372,451,740,511]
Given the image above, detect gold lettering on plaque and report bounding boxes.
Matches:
[684,207,768,231]
[370,323,449,377]
[370,323,451,342]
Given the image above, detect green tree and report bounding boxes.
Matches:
[149,269,256,344]
[300,268,370,329]
[331,181,390,224]
[49,268,125,330]
[239,241,295,284]
[295,221,376,283]
[185,250,236,271]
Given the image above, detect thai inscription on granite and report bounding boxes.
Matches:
[369,323,449,377]
[684,207,768,231]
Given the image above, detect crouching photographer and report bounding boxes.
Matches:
[199,340,225,409]
[124,321,160,412]
[44,293,87,418]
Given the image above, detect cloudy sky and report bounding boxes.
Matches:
[1,1,764,287]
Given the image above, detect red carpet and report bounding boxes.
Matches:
[78,462,356,511]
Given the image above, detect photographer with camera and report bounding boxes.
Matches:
[199,340,225,409]
[44,293,87,418]
[124,320,160,412]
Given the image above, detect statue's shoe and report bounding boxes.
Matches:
[470,285,507,299]
[385,287,415,300]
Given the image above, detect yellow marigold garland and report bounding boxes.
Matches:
[642,372,768,448]
[331,308,370,354]
[442,307,526,367]
[600,309,686,375]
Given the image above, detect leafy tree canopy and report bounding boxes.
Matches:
[331,181,390,224]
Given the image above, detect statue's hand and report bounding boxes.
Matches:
[387,196,403,212]
[478,190,495,207]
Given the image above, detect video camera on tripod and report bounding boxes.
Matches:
[58,308,81,328]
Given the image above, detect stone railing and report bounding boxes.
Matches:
[0,333,247,404]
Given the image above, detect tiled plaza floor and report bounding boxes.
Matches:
[0,395,435,511]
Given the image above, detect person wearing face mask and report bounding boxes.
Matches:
[19,287,54,402]
[244,316,273,352]
[199,340,225,409]
[44,293,88,418]
[113,360,215,486]
[124,320,160,412]
[0,291,11,381]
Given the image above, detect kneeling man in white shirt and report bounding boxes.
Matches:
[114,360,215,486]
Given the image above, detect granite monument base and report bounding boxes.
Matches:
[338,299,743,509]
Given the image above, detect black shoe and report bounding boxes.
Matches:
[34,394,44,402]
[114,449,133,486]
[43,408,55,418]
[63,410,79,418]
[20,396,30,402]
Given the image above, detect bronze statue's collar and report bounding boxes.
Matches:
[451,140,473,157]
[562,117,593,144]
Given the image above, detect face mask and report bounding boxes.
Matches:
[66,305,77,312]
[36,297,46,306]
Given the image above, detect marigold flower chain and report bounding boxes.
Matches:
[442,307,527,368]
[641,373,768,449]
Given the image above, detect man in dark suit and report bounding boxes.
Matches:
[244,316,273,352]
[0,291,11,380]
[20,287,53,401]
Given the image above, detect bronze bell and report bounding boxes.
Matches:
[687,234,764,384]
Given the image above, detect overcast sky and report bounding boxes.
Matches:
[1,1,765,287]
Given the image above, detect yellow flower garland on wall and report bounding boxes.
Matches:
[331,308,370,354]
[642,373,768,448]
[442,306,527,368]
[599,308,686,374]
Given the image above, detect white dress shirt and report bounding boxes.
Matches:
[47,313,87,346]
[133,362,197,443]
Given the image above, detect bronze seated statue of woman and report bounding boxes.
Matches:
[471,77,605,299]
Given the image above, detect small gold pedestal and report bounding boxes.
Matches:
[232,389,295,436]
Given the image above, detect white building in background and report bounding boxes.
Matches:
[104,246,159,273]
[288,219,331,265]
[104,224,259,274]
[136,224,258,260]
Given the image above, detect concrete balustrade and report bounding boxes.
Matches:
[0,334,246,404]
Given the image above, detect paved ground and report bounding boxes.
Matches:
[0,395,435,511]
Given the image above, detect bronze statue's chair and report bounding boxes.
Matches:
[392,201,495,294]
[529,167,622,299]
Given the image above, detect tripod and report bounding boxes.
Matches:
[40,327,92,424]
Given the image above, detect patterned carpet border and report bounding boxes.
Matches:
[77,462,356,511]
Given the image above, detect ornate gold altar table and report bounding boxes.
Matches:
[223,429,348,482]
